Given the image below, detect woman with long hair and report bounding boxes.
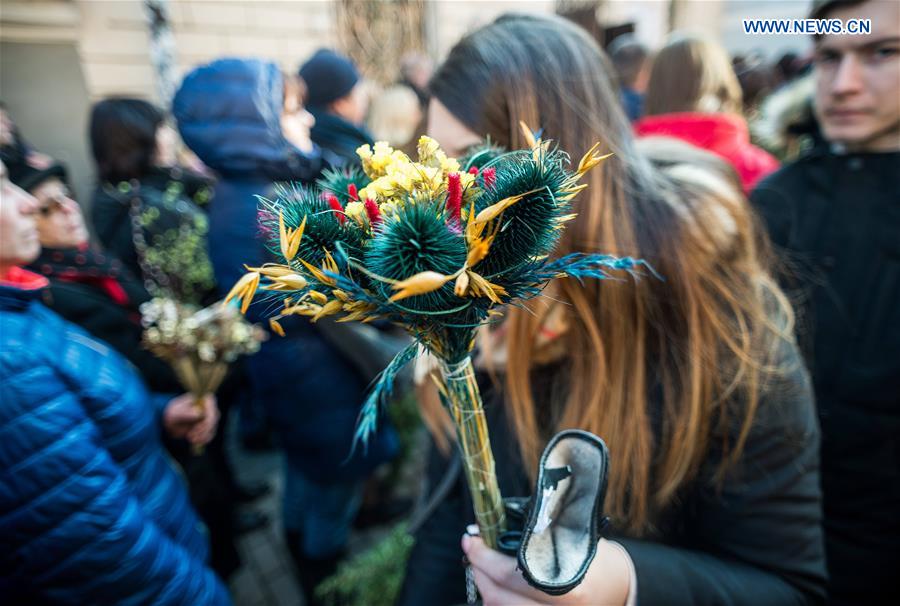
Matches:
[401,14,824,606]
[634,34,779,193]
[5,153,177,393]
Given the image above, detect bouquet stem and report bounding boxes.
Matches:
[192,395,207,418]
[191,395,206,456]
[439,356,506,549]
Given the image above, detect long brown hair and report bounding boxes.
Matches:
[427,14,793,535]
[643,34,744,116]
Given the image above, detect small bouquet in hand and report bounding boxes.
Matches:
[225,129,652,548]
[141,297,266,452]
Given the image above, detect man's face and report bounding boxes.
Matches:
[814,1,900,151]
[0,107,16,147]
[0,161,41,268]
[331,83,369,126]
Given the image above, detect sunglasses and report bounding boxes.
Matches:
[37,191,72,217]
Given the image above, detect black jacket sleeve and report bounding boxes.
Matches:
[619,344,826,605]
[91,186,141,275]
[750,173,798,250]
[44,281,181,393]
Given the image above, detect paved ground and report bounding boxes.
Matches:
[224,419,424,606]
[227,446,305,606]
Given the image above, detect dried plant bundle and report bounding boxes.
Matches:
[142,298,266,452]
[226,128,654,547]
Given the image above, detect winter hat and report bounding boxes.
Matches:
[299,49,360,108]
[1,146,67,192]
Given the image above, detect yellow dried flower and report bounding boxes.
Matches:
[519,120,539,149]
[224,271,260,314]
[308,290,329,304]
[576,142,614,176]
[466,237,493,268]
[270,273,308,291]
[440,156,461,175]
[389,271,454,302]
[269,318,286,337]
[312,299,343,321]
[454,271,470,297]
[474,193,526,224]
[300,259,337,286]
[357,143,373,162]
[279,212,306,262]
[246,263,294,278]
[379,201,399,217]
[344,201,366,225]
[466,271,507,304]
[417,136,441,163]
[458,171,476,191]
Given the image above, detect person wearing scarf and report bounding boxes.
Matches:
[10,156,250,579]
[1,158,228,605]
[11,159,180,393]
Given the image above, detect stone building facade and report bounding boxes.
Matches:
[1,0,811,200]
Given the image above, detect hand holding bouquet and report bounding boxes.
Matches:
[141,297,266,452]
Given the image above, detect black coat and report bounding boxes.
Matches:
[91,166,217,305]
[399,339,826,606]
[27,247,180,394]
[751,150,900,606]
[309,109,375,168]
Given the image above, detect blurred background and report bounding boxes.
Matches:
[0,0,813,207]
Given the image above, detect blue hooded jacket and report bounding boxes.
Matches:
[172,59,397,482]
[173,58,322,291]
[0,274,229,605]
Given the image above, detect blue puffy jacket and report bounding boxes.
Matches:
[172,59,397,482]
[0,274,229,605]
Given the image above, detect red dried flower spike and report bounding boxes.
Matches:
[364,198,381,226]
[347,183,359,201]
[257,209,277,238]
[446,172,462,226]
[468,166,479,176]
[482,167,496,189]
[325,193,346,225]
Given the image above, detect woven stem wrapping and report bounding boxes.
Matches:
[439,356,506,549]
[171,357,229,455]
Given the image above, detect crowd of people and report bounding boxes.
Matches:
[1,0,897,604]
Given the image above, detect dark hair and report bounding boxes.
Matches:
[608,34,650,88]
[810,0,868,20]
[775,52,800,81]
[430,13,635,154]
[89,97,165,183]
[733,55,773,110]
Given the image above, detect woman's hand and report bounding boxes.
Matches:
[163,394,219,446]
[462,532,632,606]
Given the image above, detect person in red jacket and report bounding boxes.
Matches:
[634,34,779,192]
